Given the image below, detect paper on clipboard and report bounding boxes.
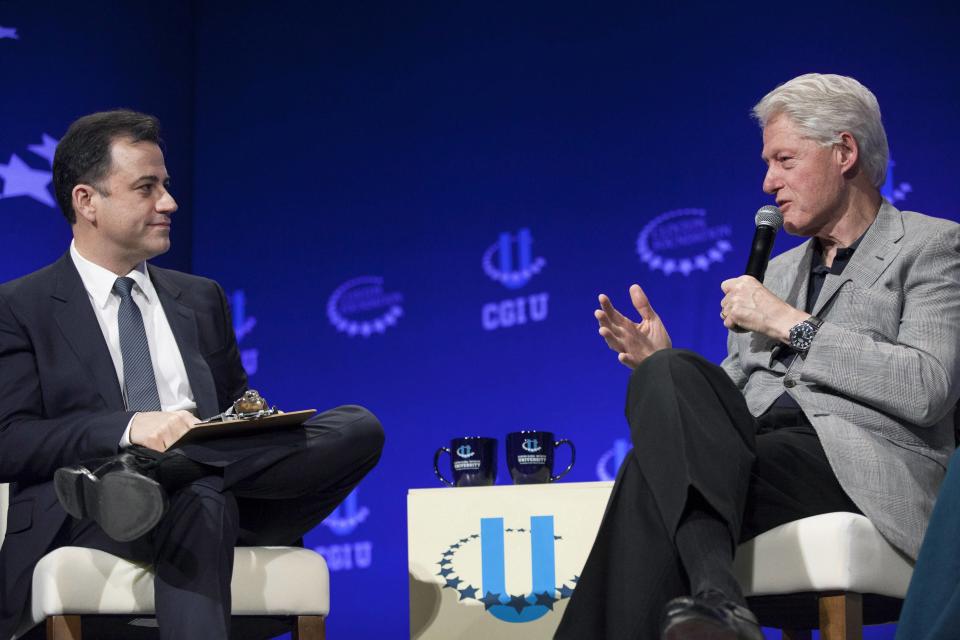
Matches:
[173,409,317,446]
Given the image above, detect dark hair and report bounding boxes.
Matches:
[53,109,162,224]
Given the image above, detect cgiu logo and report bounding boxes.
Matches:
[521,439,542,453]
[317,489,374,572]
[595,438,631,481]
[230,290,259,376]
[482,228,546,289]
[881,155,912,204]
[0,25,18,40]
[481,228,550,331]
[437,516,579,623]
[456,445,475,458]
[322,488,370,537]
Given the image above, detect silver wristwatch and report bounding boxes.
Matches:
[788,315,822,352]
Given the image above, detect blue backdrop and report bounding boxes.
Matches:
[3,1,959,638]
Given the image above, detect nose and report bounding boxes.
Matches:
[156,189,178,214]
[762,165,781,195]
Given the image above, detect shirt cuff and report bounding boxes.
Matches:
[119,414,137,449]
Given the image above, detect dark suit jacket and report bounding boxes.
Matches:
[0,252,247,638]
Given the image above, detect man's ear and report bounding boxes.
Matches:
[72,184,98,224]
[835,131,860,176]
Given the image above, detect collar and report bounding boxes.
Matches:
[69,241,156,308]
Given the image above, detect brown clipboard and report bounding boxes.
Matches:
[173,409,317,446]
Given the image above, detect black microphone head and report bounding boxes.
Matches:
[755,205,783,231]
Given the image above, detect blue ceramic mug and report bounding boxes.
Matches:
[506,430,575,484]
[434,436,498,487]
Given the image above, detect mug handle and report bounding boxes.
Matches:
[551,439,576,481]
[433,447,456,487]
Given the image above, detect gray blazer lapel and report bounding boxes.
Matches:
[51,255,125,409]
[150,268,219,419]
[812,201,904,317]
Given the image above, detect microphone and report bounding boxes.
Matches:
[744,205,783,281]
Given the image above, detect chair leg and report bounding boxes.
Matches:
[819,592,863,640]
[293,615,326,640]
[783,630,812,640]
[46,615,81,640]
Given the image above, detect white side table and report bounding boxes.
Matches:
[408,481,613,639]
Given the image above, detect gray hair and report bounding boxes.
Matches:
[752,73,889,188]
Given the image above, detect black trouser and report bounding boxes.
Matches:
[54,404,383,640]
[554,350,859,640]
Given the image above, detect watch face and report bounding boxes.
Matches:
[790,321,817,351]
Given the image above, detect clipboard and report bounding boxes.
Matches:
[173,409,317,446]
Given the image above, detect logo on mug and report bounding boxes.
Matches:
[456,445,475,458]
[438,516,579,623]
[521,438,542,453]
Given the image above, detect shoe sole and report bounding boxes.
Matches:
[54,468,167,542]
[663,618,739,640]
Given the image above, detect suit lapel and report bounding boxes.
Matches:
[812,201,904,317]
[150,267,220,419]
[51,254,125,409]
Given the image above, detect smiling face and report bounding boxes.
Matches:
[80,138,178,271]
[761,114,850,237]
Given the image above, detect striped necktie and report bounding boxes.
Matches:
[113,277,162,411]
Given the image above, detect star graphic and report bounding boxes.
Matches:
[437,559,452,567]
[554,535,564,540]
[441,550,455,558]
[458,585,478,601]
[558,584,575,599]
[479,591,503,610]
[444,577,463,590]
[534,591,558,610]
[470,534,479,539]
[507,594,529,614]
[0,26,18,40]
[459,538,469,544]
[437,567,454,578]
[517,528,526,533]
[27,134,57,167]
[450,543,461,549]
[0,154,55,207]
[572,575,580,583]
[505,528,514,532]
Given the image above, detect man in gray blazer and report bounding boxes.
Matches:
[555,74,960,640]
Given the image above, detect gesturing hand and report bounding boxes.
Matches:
[595,284,672,369]
[719,275,808,341]
[129,410,201,452]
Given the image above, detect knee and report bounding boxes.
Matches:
[340,405,385,459]
[630,348,703,387]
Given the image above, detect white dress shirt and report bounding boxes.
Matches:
[70,241,197,446]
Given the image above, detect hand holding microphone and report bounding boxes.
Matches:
[720,206,809,340]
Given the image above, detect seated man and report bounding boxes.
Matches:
[0,110,384,640]
[555,74,960,640]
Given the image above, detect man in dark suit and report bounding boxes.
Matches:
[0,110,384,640]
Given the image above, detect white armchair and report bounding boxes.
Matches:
[734,511,912,640]
[1,484,331,640]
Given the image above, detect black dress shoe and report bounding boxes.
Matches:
[661,590,763,640]
[54,449,168,543]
